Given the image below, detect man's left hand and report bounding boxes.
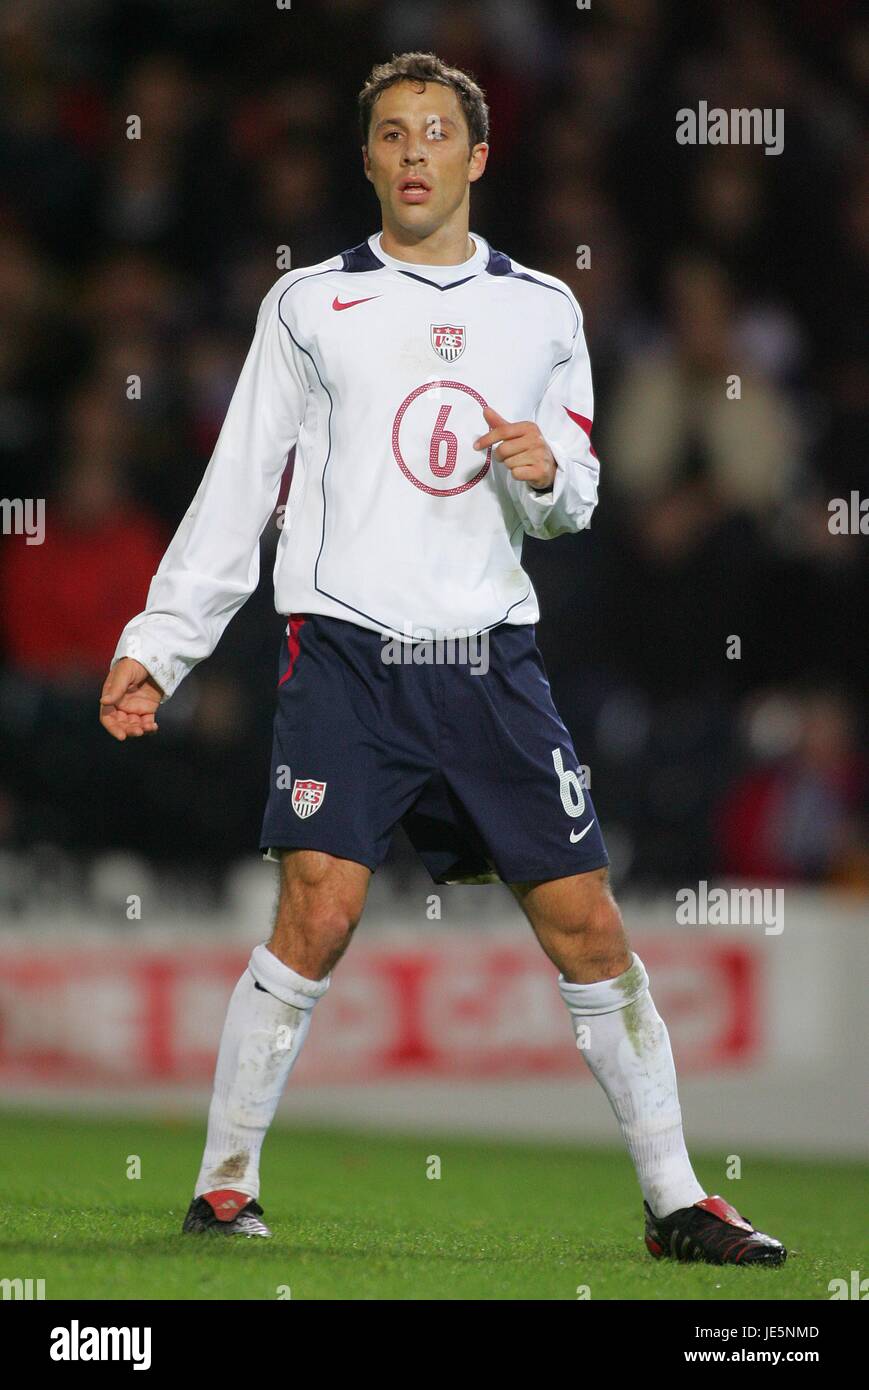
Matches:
[473,406,556,491]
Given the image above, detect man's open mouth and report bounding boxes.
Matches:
[398,178,432,201]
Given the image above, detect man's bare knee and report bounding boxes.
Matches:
[511,866,632,982]
[267,850,370,978]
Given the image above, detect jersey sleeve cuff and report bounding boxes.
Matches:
[112,632,181,700]
[518,446,569,515]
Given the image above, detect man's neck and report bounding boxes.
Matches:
[379,225,475,266]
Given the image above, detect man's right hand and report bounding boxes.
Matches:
[99,657,164,741]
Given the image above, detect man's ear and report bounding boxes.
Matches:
[361,145,372,182]
[468,142,489,184]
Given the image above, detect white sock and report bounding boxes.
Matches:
[559,953,706,1218]
[193,943,329,1203]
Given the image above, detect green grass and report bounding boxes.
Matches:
[0,1111,864,1300]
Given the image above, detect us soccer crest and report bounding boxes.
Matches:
[292,778,327,819]
[431,324,466,362]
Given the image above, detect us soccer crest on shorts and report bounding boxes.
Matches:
[291,778,327,819]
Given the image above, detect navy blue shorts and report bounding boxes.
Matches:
[259,614,609,885]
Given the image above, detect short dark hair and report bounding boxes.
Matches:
[359,51,489,150]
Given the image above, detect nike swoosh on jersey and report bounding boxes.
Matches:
[569,821,595,843]
[332,295,381,311]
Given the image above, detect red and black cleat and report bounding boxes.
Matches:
[181,1189,272,1238]
[644,1195,786,1266]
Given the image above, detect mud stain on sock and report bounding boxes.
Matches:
[614,957,646,1001]
[621,997,666,1059]
[214,1150,249,1181]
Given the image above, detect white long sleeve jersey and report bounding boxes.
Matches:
[115,230,601,698]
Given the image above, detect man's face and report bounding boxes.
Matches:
[362,80,487,237]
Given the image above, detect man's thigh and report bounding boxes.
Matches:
[260,614,435,872]
[434,624,610,883]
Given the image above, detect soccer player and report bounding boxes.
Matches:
[99,53,784,1266]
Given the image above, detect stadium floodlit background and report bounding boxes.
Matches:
[0,0,866,1301]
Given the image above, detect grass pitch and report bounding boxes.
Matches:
[0,1111,864,1300]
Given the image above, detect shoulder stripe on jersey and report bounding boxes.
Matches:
[341,238,577,327]
[485,248,580,336]
[341,241,383,273]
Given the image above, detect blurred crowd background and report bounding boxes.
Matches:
[0,0,866,911]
